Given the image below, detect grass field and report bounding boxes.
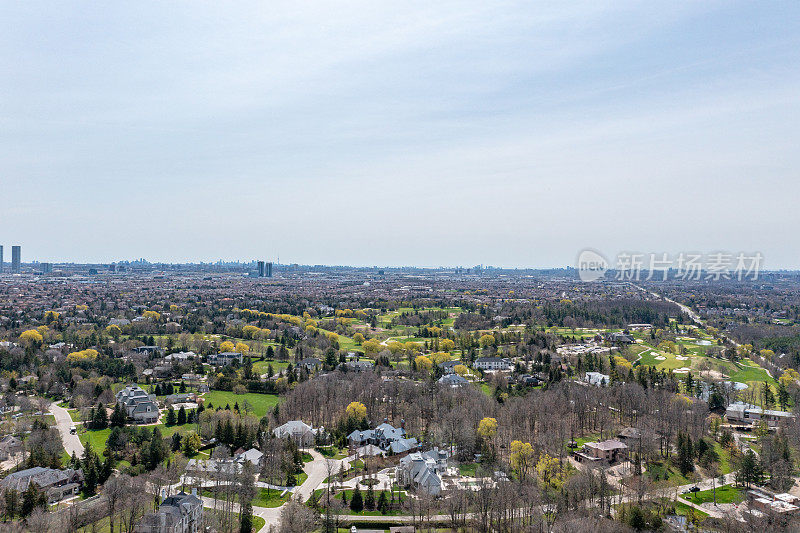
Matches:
[201,391,281,418]
[682,484,743,505]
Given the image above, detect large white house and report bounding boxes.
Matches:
[725,402,795,427]
[473,357,512,371]
[208,352,243,366]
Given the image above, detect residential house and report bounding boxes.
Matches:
[297,358,322,373]
[133,346,164,356]
[0,435,24,461]
[438,374,468,387]
[207,352,243,367]
[473,357,512,371]
[0,467,84,503]
[584,372,610,387]
[725,402,795,427]
[164,351,196,363]
[574,439,628,464]
[273,420,318,447]
[396,448,448,496]
[136,491,203,533]
[438,360,463,375]
[345,360,374,372]
[606,332,635,344]
[116,384,160,424]
[348,422,417,454]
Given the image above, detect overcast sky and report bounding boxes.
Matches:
[2,2,799,268]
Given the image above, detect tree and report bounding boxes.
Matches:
[19,329,44,348]
[235,342,250,354]
[278,501,317,533]
[350,486,364,512]
[477,417,497,440]
[177,405,187,425]
[509,440,534,480]
[345,402,367,420]
[149,427,167,470]
[183,432,202,456]
[94,403,108,429]
[377,490,389,514]
[21,483,46,517]
[353,333,365,345]
[219,340,235,353]
[479,334,495,347]
[166,406,176,426]
[414,355,433,372]
[111,403,127,427]
[365,483,375,510]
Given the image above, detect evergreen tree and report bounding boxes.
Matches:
[240,500,253,533]
[21,483,46,517]
[350,486,363,512]
[148,427,166,470]
[177,405,187,425]
[4,489,19,520]
[111,403,127,427]
[94,403,108,429]
[365,483,375,510]
[166,406,176,426]
[377,490,389,514]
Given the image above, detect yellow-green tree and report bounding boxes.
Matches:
[219,340,235,353]
[440,339,455,352]
[44,311,60,324]
[353,333,365,345]
[454,364,469,377]
[106,324,122,340]
[235,342,250,354]
[142,310,161,321]
[362,339,381,355]
[536,453,564,490]
[477,417,497,440]
[415,355,433,371]
[510,440,534,480]
[346,401,367,420]
[479,334,496,347]
[19,329,43,347]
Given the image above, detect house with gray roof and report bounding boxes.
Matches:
[273,420,318,446]
[438,374,468,387]
[116,384,160,424]
[208,352,243,366]
[396,448,448,496]
[136,491,202,533]
[0,466,83,503]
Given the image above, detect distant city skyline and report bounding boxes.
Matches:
[3,2,800,268]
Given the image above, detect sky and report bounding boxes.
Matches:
[2,2,799,268]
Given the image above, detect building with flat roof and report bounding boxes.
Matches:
[11,245,20,273]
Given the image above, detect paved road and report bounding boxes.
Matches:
[49,402,84,458]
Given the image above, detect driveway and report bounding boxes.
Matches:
[49,402,84,457]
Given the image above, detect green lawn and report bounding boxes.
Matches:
[252,360,289,375]
[201,391,282,417]
[682,484,743,505]
[203,487,290,508]
[674,500,709,520]
[458,462,479,477]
